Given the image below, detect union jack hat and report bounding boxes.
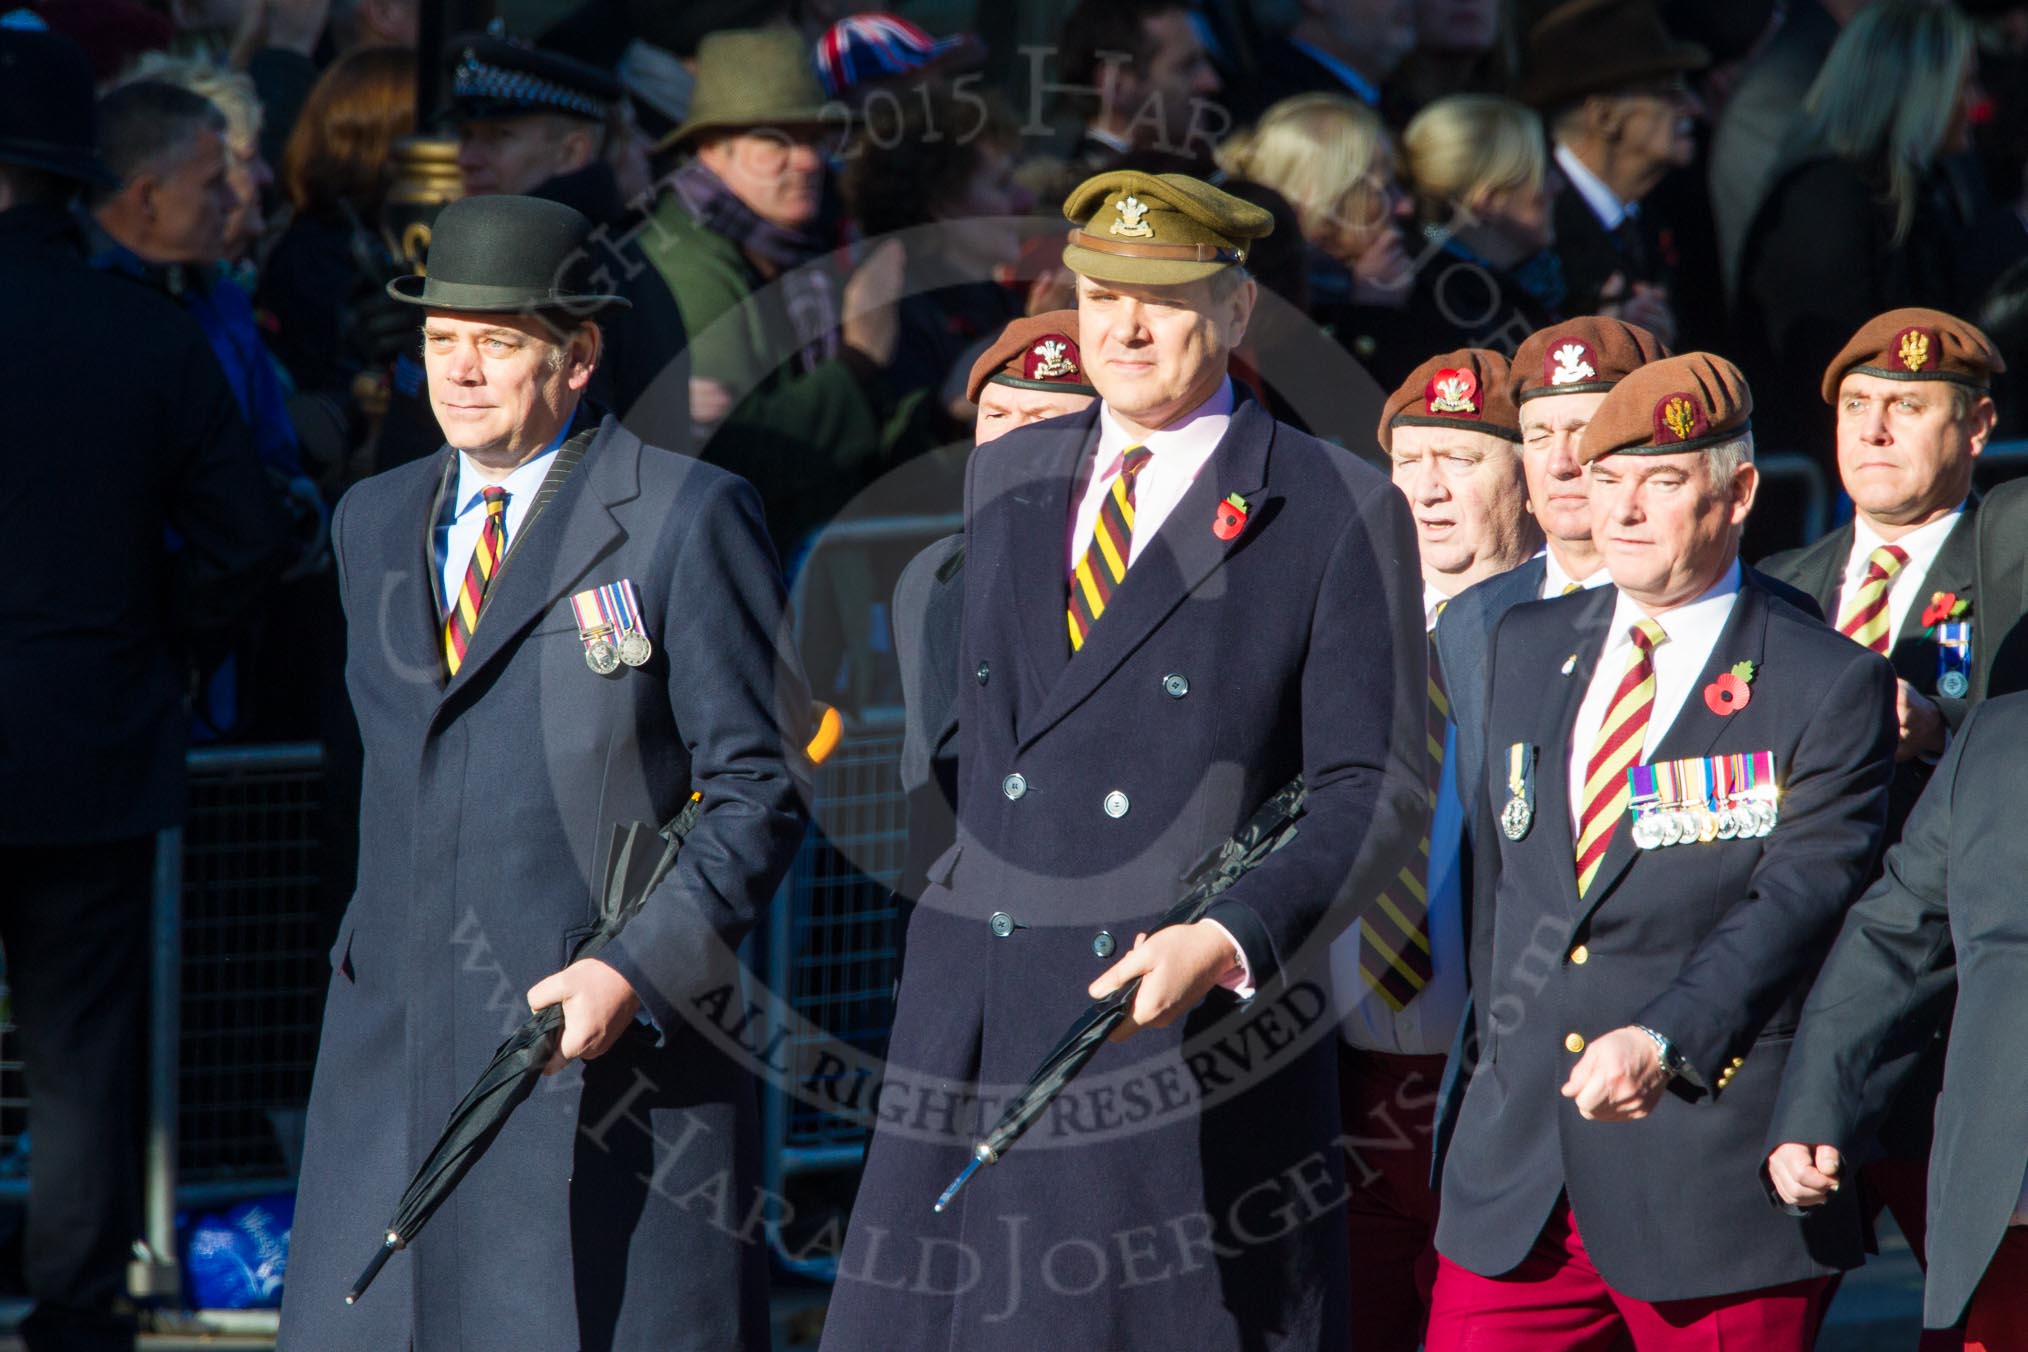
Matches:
[814,13,985,100]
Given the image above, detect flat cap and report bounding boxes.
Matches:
[1580,352,1752,463]
[448,28,621,123]
[1379,350,1521,452]
[966,310,1098,404]
[1819,307,2005,404]
[1511,318,1670,402]
[1062,170,1275,286]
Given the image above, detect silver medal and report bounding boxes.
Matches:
[618,630,652,668]
[1501,795,1533,840]
[1715,807,1738,840]
[1939,670,1968,698]
[1632,813,1662,850]
[585,637,620,674]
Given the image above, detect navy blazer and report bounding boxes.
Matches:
[281,414,808,1351]
[823,398,1429,1351]
[1435,570,1895,1303]
[1436,557,1547,842]
[1768,694,2028,1328]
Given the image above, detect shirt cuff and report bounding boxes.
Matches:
[1202,919,1255,1000]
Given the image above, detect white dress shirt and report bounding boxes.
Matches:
[1067,380,1234,576]
[1555,142,1632,233]
[1837,505,1965,648]
[433,430,567,613]
[1330,584,1469,1055]
[1567,563,1743,835]
[1543,549,1612,600]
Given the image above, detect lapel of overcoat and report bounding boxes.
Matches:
[1015,398,1274,753]
[1004,408,1097,705]
[1571,575,1774,929]
[427,414,636,725]
[1887,501,1978,687]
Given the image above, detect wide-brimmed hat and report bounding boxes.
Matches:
[386,195,632,315]
[0,27,116,187]
[656,28,837,155]
[1516,0,1709,111]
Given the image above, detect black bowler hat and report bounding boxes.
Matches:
[446,26,623,124]
[385,195,632,315]
[0,27,116,187]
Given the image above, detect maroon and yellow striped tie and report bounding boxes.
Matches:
[1067,445,1154,652]
[1835,544,1909,654]
[1359,628,1447,1009]
[1575,618,1667,895]
[443,486,508,677]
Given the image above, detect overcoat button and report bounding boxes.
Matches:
[1103,790,1129,818]
[989,912,1015,938]
[1003,773,1027,800]
[1564,1032,1586,1054]
[1093,930,1116,959]
[1163,673,1189,698]
[977,661,991,685]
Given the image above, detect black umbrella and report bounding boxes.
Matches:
[345,705,845,1303]
[346,799,700,1303]
[932,776,1309,1213]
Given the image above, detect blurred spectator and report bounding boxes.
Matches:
[32,0,172,83]
[125,54,274,267]
[814,11,986,105]
[1737,0,1979,461]
[1056,0,1223,178]
[641,27,907,558]
[258,44,415,484]
[1386,0,1516,119]
[1227,0,1416,123]
[1520,0,1708,348]
[1709,0,1875,302]
[841,85,1033,438]
[326,0,415,53]
[1399,93,1563,354]
[445,28,691,443]
[0,32,285,1351]
[1216,93,1418,386]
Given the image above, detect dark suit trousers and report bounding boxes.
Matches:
[0,838,150,1347]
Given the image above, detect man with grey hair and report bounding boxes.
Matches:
[0,30,285,1351]
[1428,352,1897,1348]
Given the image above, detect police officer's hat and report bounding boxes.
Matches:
[447,25,622,124]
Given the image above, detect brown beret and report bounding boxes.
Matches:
[965,310,1098,405]
[1378,349,1521,452]
[1818,307,2005,404]
[1511,318,1671,402]
[1580,352,1753,463]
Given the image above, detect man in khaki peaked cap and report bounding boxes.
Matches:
[1426,353,1896,1349]
[823,168,1429,1351]
[1760,306,2002,1295]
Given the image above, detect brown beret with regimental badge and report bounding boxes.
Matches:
[1819,307,2006,404]
[1511,318,1671,402]
[1579,352,1753,463]
[965,310,1098,404]
[1378,349,1522,452]
[1061,170,1276,287]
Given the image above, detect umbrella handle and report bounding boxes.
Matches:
[345,1231,404,1305]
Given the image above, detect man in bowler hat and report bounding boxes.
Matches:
[0,27,286,1351]
[278,195,809,1350]
[821,169,1428,1350]
[1427,354,1896,1349]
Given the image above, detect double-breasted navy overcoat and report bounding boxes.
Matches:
[820,397,1428,1350]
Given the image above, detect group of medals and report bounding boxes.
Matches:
[1628,751,1779,849]
[569,579,653,674]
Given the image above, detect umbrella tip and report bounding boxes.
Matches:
[933,1156,983,1213]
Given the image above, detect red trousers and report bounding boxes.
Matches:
[1861,1157,1963,1351]
[1966,1227,2028,1352]
[1425,1200,1833,1351]
[1337,1045,1447,1352]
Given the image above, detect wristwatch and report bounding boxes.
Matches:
[1634,1025,1686,1080]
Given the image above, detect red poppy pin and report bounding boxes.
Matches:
[1704,659,1757,716]
[1213,492,1250,541]
[1920,590,1970,632]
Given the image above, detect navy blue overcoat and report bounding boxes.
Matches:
[279,413,808,1350]
[820,398,1428,1350]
